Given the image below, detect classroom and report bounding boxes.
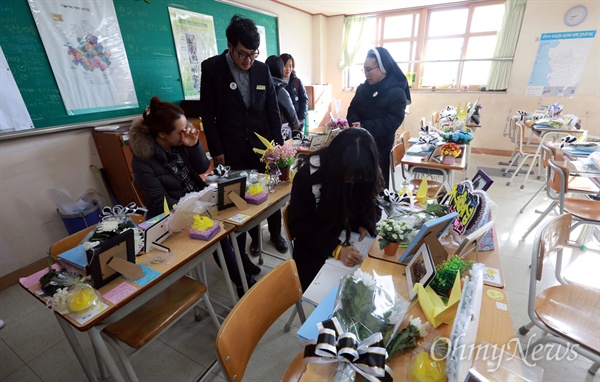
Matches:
[0,0,598,380]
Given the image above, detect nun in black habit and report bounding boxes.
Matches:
[347,47,411,187]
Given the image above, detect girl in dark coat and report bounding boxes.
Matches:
[265,55,300,138]
[129,96,258,296]
[347,47,411,188]
[280,53,308,130]
[288,128,384,290]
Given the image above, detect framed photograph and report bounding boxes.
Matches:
[217,176,246,211]
[398,211,458,265]
[406,243,436,300]
[86,229,135,288]
[471,169,494,191]
[309,134,327,150]
[326,128,342,145]
[455,220,495,258]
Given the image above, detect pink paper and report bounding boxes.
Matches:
[19,263,61,289]
[101,282,138,305]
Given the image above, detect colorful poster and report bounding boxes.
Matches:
[27,0,138,115]
[168,7,217,100]
[0,46,34,131]
[526,30,596,97]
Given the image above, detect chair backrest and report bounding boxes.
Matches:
[394,128,406,145]
[215,259,303,382]
[533,213,572,281]
[400,130,410,150]
[547,158,570,201]
[540,141,557,169]
[390,141,406,170]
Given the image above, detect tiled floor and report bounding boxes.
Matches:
[1,153,599,382]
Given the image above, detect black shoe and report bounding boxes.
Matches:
[249,241,261,257]
[242,255,261,276]
[270,236,288,253]
[236,276,256,299]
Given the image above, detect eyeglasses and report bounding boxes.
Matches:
[233,46,259,61]
[363,66,379,74]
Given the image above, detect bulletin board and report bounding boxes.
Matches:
[0,0,278,135]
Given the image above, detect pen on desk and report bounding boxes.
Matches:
[152,242,170,253]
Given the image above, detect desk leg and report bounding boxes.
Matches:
[215,242,238,305]
[55,313,99,382]
[87,327,126,382]
[229,232,249,292]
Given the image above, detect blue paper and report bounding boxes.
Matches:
[124,264,161,287]
[57,245,87,268]
[297,285,339,341]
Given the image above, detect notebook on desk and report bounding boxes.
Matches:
[406,144,435,156]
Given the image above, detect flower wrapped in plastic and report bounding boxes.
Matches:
[440,128,473,145]
[304,269,411,381]
[326,118,349,130]
[83,203,144,254]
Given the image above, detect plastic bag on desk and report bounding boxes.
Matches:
[167,189,217,232]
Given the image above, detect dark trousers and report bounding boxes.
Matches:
[212,235,252,287]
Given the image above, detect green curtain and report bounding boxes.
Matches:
[486,0,527,90]
[338,16,367,69]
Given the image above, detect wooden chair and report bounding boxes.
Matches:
[215,259,307,382]
[521,155,600,241]
[518,214,600,376]
[49,220,220,382]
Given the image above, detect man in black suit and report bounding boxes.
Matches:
[200,15,288,263]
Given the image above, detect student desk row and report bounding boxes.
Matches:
[19,220,237,382]
[298,256,516,381]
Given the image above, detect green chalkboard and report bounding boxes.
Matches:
[0,0,278,131]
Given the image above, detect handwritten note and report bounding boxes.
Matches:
[227,213,251,224]
[102,282,138,305]
[338,230,375,258]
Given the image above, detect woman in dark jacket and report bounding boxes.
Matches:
[347,47,411,188]
[265,55,300,139]
[288,128,384,290]
[129,96,258,296]
[280,53,308,130]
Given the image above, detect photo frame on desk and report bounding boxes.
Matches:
[87,229,136,288]
[309,134,327,150]
[406,243,436,300]
[217,176,246,211]
[398,212,458,265]
[471,169,493,191]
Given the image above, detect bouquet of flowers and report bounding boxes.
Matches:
[376,217,412,249]
[440,142,462,157]
[326,117,349,130]
[263,144,297,168]
[440,128,473,145]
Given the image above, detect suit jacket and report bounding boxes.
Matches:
[199,51,283,169]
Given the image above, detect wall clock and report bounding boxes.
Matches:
[564,5,587,27]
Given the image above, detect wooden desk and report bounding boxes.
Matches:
[369,224,504,288]
[19,221,235,382]
[401,152,466,184]
[212,182,292,292]
[299,257,515,381]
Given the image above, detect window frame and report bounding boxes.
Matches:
[345,0,506,91]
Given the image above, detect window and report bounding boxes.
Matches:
[346,1,506,90]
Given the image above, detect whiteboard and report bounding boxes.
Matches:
[0,46,34,132]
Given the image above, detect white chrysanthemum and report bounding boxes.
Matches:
[97,220,120,233]
[408,315,430,337]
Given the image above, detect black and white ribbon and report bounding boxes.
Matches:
[560,135,578,148]
[101,202,138,218]
[213,164,230,177]
[303,317,393,382]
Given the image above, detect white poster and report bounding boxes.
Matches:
[256,25,268,61]
[168,7,218,100]
[28,0,138,115]
[526,30,596,97]
[0,46,34,132]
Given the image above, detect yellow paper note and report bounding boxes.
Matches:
[163,197,169,215]
[415,177,429,207]
[414,272,462,328]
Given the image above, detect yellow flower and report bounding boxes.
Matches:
[191,215,215,231]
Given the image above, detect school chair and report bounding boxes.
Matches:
[389,139,444,197]
[521,155,600,242]
[49,219,220,382]
[215,259,307,382]
[518,213,600,376]
[503,120,541,188]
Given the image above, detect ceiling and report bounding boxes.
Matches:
[238,0,465,17]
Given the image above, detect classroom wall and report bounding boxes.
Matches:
[1,0,598,279]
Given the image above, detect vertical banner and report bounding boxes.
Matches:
[256,25,268,60]
[0,46,34,131]
[27,0,138,115]
[526,30,596,97]
[168,7,217,100]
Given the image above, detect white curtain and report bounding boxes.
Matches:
[338,16,367,69]
[486,0,527,90]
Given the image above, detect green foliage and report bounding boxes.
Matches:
[429,255,473,296]
[386,323,420,359]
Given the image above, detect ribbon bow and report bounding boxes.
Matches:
[101,202,138,218]
[560,135,578,148]
[213,164,231,177]
[303,318,393,382]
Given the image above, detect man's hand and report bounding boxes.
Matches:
[213,154,225,166]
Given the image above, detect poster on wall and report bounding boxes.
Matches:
[0,46,34,132]
[256,25,268,60]
[526,30,596,97]
[27,0,138,115]
[168,7,217,100]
